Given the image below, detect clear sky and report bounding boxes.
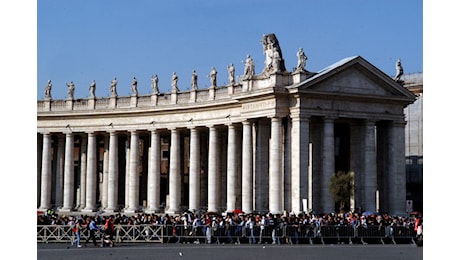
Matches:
[37,0,423,99]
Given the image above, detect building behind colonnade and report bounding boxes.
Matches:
[37,34,416,216]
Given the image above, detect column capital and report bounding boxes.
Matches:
[290,113,311,121]
[391,120,407,128]
[365,119,377,125]
[270,116,282,122]
[242,120,252,126]
[323,116,336,123]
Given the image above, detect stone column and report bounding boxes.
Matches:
[388,120,407,215]
[242,120,253,213]
[61,132,74,212]
[167,128,181,213]
[321,118,335,213]
[349,122,363,212]
[102,134,109,209]
[38,135,43,207]
[255,120,269,213]
[124,137,130,209]
[107,131,119,212]
[83,132,97,212]
[146,129,161,213]
[226,124,237,212]
[269,117,282,214]
[55,135,65,208]
[207,126,219,213]
[79,135,88,210]
[189,127,201,212]
[39,133,52,210]
[126,130,140,213]
[291,115,310,214]
[363,120,377,212]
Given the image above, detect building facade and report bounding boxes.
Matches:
[402,73,423,213]
[37,35,416,216]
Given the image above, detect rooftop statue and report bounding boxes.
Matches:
[131,77,138,96]
[89,80,96,98]
[295,47,308,72]
[151,75,159,94]
[171,72,179,92]
[243,54,255,79]
[260,33,287,75]
[44,80,52,99]
[394,58,404,82]
[227,63,235,85]
[191,70,198,90]
[208,67,217,87]
[66,81,75,100]
[110,77,118,97]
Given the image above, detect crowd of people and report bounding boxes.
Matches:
[37,209,422,246]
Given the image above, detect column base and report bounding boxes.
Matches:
[165,208,181,215]
[82,208,97,213]
[104,208,119,213]
[38,206,50,211]
[58,208,73,213]
[124,208,138,214]
[145,208,161,214]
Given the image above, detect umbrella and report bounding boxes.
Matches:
[362,211,375,217]
[232,209,244,214]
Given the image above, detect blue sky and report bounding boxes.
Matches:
[37,0,423,99]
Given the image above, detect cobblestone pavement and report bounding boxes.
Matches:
[37,243,423,260]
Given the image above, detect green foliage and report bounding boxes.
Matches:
[329,171,355,211]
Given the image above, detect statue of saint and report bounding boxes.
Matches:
[296,47,307,71]
[208,67,217,87]
[66,81,75,100]
[227,64,235,85]
[191,70,198,90]
[131,77,138,96]
[89,80,96,98]
[394,59,404,81]
[151,75,159,94]
[44,80,52,99]
[171,72,179,92]
[272,47,282,73]
[260,33,287,75]
[243,54,255,78]
[110,77,118,97]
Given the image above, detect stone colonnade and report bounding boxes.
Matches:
[37,116,406,215]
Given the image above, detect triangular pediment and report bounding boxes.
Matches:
[293,56,416,101]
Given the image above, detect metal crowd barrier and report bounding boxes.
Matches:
[37,224,418,245]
